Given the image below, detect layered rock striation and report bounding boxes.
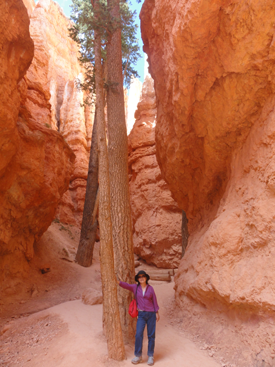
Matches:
[0,0,74,290]
[128,76,182,268]
[23,0,94,227]
[141,0,275,314]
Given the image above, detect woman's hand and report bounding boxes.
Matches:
[156,312,160,322]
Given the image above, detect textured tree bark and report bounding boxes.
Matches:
[181,210,189,257]
[106,0,136,342]
[75,113,98,267]
[94,2,125,359]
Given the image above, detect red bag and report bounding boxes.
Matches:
[128,299,138,318]
[128,285,139,318]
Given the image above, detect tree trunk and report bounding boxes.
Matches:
[75,113,98,267]
[106,0,136,342]
[94,2,125,360]
[181,210,189,257]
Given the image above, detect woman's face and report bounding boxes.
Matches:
[138,275,147,285]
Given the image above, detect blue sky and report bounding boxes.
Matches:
[35,0,145,82]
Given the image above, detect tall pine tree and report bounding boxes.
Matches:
[92,0,125,359]
[106,0,136,342]
[71,0,140,273]
[70,0,141,346]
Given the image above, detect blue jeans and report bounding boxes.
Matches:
[135,311,156,357]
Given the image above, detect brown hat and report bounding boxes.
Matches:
[135,270,150,283]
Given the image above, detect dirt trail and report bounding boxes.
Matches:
[0,283,221,367]
[0,222,222,366]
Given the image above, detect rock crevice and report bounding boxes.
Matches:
[23,0,95,227]
[128,76,182,268]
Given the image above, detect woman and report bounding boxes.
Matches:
[117,270,160,366]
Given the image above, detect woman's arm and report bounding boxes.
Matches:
[117,279,136,293]
[151,287,160,321]
[152,288,159,311]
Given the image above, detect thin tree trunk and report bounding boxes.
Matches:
[181,210,189,257]
[94,0,125,360]
[75,113,98,267]
[91,189,99,225]
[106,0,136,342]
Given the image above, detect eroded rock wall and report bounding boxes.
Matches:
[175,97,275,313]
[141,0,275,313]
[128,76,182,268]
[0,0,74,291]
[24,0,94,227]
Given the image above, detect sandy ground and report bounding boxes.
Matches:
[0,221,226,367]
[0,283,222,367]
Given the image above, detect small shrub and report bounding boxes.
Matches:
[59,225,74,239]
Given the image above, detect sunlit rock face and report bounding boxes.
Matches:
[0,0,74,289]
[141,0,275,313]
[24,0,94,227]
[127,77,142,135]
[22,0,35,15]
[128,76,182,268]
[175,99,275,314]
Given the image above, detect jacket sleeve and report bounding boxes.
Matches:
[151,287,159,312]
[119,281,136,293]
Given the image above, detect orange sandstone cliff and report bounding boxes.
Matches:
[141,0,275,361]
[128,76,182,268]
[140,0,275,315]
[0,0,74,293]
[23,0,94,227]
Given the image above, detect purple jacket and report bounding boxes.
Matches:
[119,281,159,312]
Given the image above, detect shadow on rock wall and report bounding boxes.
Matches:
[0,0,74,296]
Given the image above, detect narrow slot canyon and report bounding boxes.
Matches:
[1,0,275,366]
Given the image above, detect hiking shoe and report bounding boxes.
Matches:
[147,356,154,366]
[131,356,142,364]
